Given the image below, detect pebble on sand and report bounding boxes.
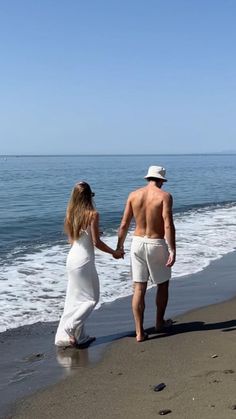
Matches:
[153,382,166,392]
[159,409,172,415]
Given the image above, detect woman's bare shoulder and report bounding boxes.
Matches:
[91,211,99,221]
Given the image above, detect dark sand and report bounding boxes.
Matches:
[1,251,236,418]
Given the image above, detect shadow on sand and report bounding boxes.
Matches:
[56,318,236,369]
[145,318,236,340]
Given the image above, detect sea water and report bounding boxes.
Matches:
[0,154,236,332]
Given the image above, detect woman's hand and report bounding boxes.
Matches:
[113,249,125,259]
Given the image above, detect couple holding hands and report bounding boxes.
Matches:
[55,165,176,348]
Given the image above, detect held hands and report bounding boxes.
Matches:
[166,250,176,267]
[113,248,125,259]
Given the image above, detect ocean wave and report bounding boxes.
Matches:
[0,203,236,332]
[174,200,236,214]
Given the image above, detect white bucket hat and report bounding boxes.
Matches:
[144,165,167,182]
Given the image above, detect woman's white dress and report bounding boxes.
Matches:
[55,227,99,347]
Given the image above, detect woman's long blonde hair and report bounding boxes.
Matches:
[64,182,96,240]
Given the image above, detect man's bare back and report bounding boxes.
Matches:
[117,181,175,257]
[129,183,171,239]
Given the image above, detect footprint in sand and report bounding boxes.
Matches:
[206,369,235,384]
[196,369,235,378]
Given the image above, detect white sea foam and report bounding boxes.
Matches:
[0,203,236,332]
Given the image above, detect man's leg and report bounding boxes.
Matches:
[132,282,147,341]
[155,280,169,330]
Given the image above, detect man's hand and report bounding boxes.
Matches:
[113,249,125,259]
[166,251,176,267]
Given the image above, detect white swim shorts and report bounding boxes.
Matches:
[130,236,171,284]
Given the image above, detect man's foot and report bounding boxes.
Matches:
[136,332,149,342]
[155,319,173,333]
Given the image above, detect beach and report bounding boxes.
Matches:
[1,250,236,418]
[1,0,236,413]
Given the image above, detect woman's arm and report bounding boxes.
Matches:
[91,212,124,258]
[67,235,73,245]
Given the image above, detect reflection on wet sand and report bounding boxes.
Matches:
[56,330,134,373]
[56,347,90,372]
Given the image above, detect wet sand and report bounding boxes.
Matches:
[1,251,236,418]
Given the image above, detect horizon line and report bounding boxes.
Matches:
[1,152,236,157]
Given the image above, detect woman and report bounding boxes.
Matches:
[55,181,123,348]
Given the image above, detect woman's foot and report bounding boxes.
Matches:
[69,336,77,347]
[65,327,77,347]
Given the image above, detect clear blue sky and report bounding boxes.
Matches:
[0,0,236,154]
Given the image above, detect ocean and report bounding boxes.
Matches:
[0,154,236,333]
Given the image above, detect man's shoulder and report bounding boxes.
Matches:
[162,190,172,198]
[130,187,145,196]
[129,187,145,197]
[162,190,173,205]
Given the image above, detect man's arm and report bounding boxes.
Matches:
[117,194,133,251]
[162,193,176,267]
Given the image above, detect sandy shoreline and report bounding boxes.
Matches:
[11,298,236,419]
[1,250,236,418]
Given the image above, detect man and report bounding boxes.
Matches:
[117,166,176,342]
